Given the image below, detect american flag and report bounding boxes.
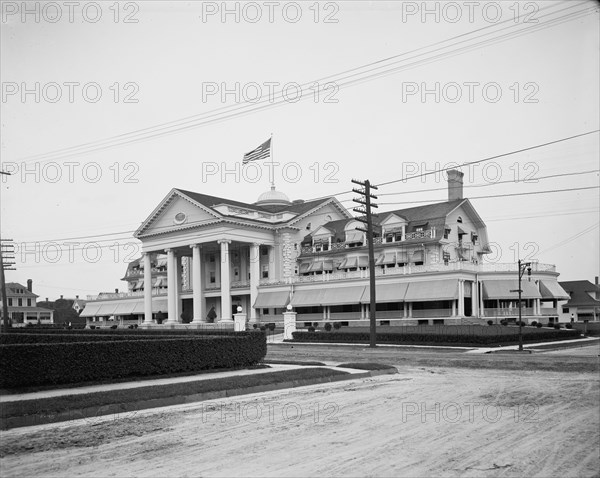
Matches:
[243,138,271,164]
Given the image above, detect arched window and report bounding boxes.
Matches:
[457,216,463,223]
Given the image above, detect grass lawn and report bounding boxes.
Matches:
[1,368,350,423]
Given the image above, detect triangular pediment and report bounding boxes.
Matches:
[381,213,407,227]
[135,190,221,238]
[311,225,334,238]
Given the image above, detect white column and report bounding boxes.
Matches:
[403,302,408,318]
[250,243,260,323]
[143,252,153,324]
[191,244,205,323]
[472,280,479,318]
[219,239,232,322]
[166,249,177,324]
[458,280,465,317]
[175,254,182,322]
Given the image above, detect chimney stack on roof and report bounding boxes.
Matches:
[76,295,79,299]
[447,170,464,202]
[27,279,32,292]
[60,295,63,299]
[115,288,119,293]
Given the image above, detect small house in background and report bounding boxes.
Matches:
[559,278,600,322]
[3,280,53,326]
[37,294,87,328]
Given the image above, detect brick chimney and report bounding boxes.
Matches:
[115,288,119,293]
[27,279,32,291]
[76,295,79,299]
[60,295,63,299]
[447,170,464,201]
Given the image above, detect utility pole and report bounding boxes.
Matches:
[352,179,378,348]
[511,259,531,351]
[0,239,16,333]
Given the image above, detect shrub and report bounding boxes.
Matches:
[253,324,258,329]
[333,322,342,330]
[313,322,319,328]
[536,322,543,328]
[554,324,561,329]
[307,326,316,333]
[324,323,332,332]
[0,333,267,388]
[268,323,276,331]
[531,321,537,326]
[500,320,508,326]
[565,323,573,329]
[89,325,96,330]
[110,324,118,330]
[487,320,494,326]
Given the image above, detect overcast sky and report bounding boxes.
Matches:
[1,0,598,301]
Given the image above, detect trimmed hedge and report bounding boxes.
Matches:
[0,334,185,344]
[290,329,580,346]
[0,333,266,389]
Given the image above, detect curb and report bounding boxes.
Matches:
[0,368,392,430]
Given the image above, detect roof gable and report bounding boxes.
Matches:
[135,189,222,238]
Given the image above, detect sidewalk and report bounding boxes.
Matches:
[0,363,370,404]
[268,333,599,354]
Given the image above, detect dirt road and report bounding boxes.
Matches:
[1,354,598,477]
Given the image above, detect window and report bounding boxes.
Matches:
[209,271,216,284]
[234,267,239,278]
[261,265,269,279]
[306,222,312,230]
[444,228,451,239]
[18,298,22,306]
[209,254,215,263]
[415,226,424,232]
[8,298,12,306]
[27,299,31,306]
[262,308,269,315]
[471,232,479,243]
[562,307,569,313]
[261,247,268,256]
[457,216,463,223]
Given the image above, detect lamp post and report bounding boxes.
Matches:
[512,259,532,351]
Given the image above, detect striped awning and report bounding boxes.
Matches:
[396,251,409,263]
[96,303,118,316]
[539,281,570,300]
[320,286,366,306]
[253,291,290,309]
[308,261,333,272]
[156,257,167,267]
[290,289,325,307]
[338,257,357,269]
[80,302,102,317]
[114,301,138,315]
[345,230,363,243]
[404,279,459,301]
[376,251,396,266]
[361,283,409,303]
[482,280,542,300]
[357,256,369,268]
[411,250,424,262]
[299,263,311,274]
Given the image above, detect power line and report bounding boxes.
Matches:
[16,2,595,164]
[538,223,600,255]
[379,186,599,206]
[376,169,600,197]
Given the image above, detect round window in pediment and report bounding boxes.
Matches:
[174,212,187,225]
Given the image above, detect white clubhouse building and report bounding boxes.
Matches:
[82,170,569,327]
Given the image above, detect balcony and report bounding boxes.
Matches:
[300,229,436,256]
[257,261,557,286]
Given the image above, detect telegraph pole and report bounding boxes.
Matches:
[0,239,16,333]
[352,179,378,347]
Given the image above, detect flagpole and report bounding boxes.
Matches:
[270,132,275,190]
